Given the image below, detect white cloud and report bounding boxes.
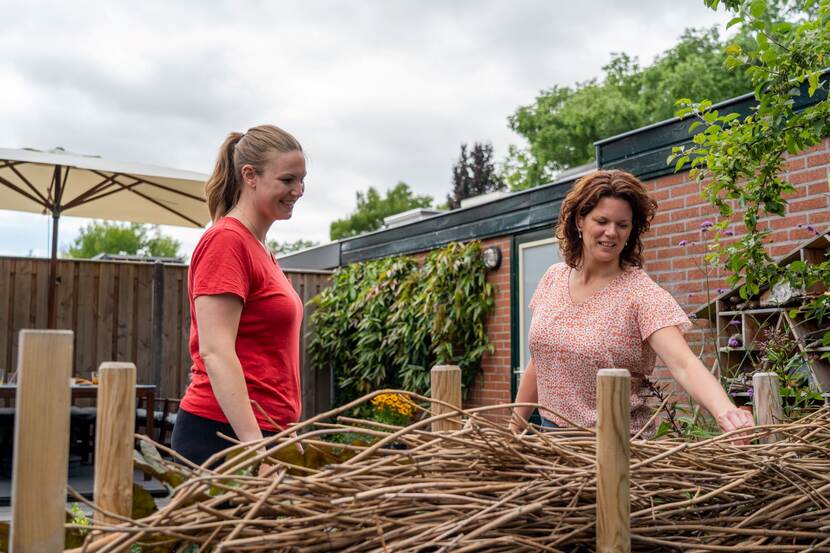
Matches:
[0,0,733,257]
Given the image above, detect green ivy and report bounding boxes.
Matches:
[309,241,495,406]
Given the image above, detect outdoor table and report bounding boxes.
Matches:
[0,384,157,440]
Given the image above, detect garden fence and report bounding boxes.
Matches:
[0,256,332,415]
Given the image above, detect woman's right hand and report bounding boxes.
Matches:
[509,419,525,434]
[258,461,279,477]
[511,359,539,435]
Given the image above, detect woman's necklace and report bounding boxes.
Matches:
[230,209,270,255]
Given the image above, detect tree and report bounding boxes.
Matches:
[267,238,319,256]
[330,182,433,240]
[505,27,755,190]
[446,142,506,209]
[66,221,182,259]
[671,0,829,335]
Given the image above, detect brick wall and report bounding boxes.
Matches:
[642,137,830,394]
[465,236,513,410]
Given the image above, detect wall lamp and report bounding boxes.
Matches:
[482,246,502,271]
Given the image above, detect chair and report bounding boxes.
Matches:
[158,398,180,448]
[69,406,97,464]
[135,396,163,441]
[0,407,15,477]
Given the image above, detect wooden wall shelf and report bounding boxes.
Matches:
[702,232,830,404]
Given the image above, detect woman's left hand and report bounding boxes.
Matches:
[716,408,754,443]
[647,327,756,445]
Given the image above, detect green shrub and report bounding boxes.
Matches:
[309,241,495,406]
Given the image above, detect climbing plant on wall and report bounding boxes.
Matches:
[309,241,495,407]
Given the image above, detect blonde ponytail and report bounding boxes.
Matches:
[205,132,244,221]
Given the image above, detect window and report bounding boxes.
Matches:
[517,236,561,373]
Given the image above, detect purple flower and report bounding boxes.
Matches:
[687,313,698,320]
[747,387,754,398]
[728,337,740,347]
[724,229,735,236]
[717,288,727,294]
[807,224,816,232]
[678,239,688,246]
[700,220,714,230]
[728,319,740,326]
[797,223,804,229]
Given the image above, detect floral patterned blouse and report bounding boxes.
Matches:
[528,262,691,434]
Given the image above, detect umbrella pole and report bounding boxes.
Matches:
[47,209,59,328]
[47,164,63,329]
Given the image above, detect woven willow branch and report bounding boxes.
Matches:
[69,392,830,552]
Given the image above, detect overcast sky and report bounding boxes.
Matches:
[0,0,733,259]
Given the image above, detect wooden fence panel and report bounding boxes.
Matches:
[0,259,11,375]
[116,263,136,363]
[179,274,191,397]
[0,257,333,414]
[285,269,333,420]
[76,262,98,377]
[11,259,34,372]
[34,260,49,328]
[55,260,76,332]
[97,263,117,366]
[160,265,184,400]
[134,264,154,385]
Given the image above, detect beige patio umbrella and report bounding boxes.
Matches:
[0,147,210,327]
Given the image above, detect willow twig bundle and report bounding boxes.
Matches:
[70,392,830,552]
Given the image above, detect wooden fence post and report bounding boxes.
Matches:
[10,330,74,553]
[596,368,630,553]
[94,362,137,523]
[430,365,462,432]
[752,372,784,444]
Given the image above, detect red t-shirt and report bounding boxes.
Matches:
[180,217,303,431]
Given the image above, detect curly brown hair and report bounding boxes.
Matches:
[556,170,657,268]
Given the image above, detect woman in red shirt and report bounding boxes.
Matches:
[172,124,305,465]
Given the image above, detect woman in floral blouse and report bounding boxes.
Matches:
[510,170,753,437]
